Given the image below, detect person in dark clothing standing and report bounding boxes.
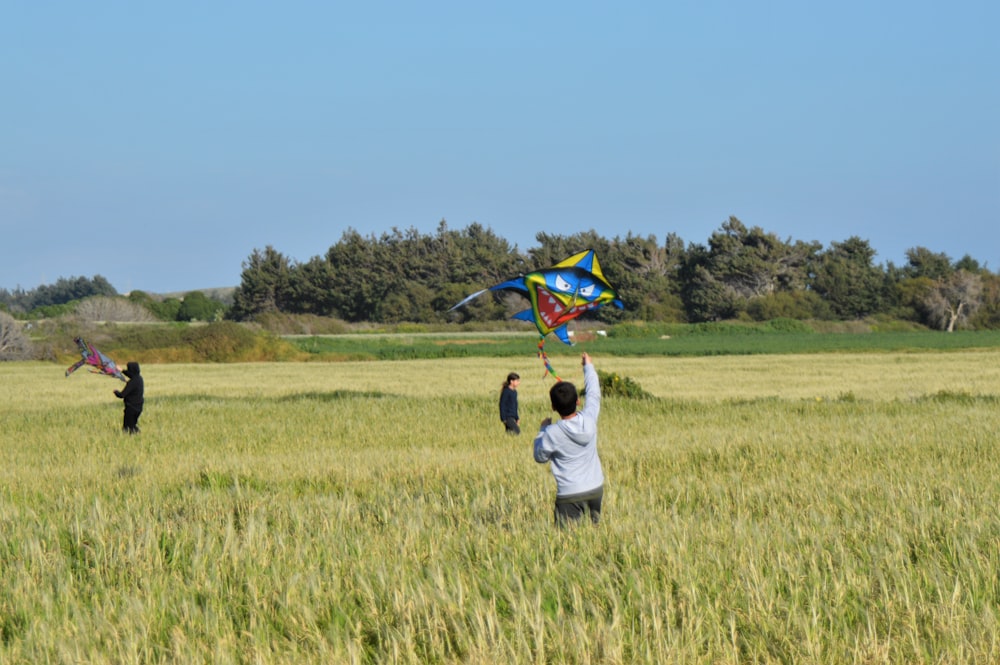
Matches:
[113,361,144,434]
[499,372,521,435]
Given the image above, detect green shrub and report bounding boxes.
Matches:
[745,290,832,321]
[608,321,679,339]
[252,312,352,335]
[176,291,227,322]
[112,323,187,350]
[394,322,429,334]
[181,322,258,362]
[595,369,655,400]
[764,318,815,333]
[608,321,651,339]
[867,315,927,333]
[25,302,79,320]
[147,297,183,321]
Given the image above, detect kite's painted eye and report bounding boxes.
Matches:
[554,275,572,292]
[579,284,595,297]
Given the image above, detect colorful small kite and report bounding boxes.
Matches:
[451,249,623,380]
[65,337,126,382]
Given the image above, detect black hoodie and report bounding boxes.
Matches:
[117,361,144,409]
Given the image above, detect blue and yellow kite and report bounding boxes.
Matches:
[451,249,623,379]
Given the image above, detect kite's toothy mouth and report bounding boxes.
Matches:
[535,287,595,330]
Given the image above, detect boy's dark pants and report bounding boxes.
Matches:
[554,486,603,525]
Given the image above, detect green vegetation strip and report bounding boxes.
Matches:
[289,329,1000,360]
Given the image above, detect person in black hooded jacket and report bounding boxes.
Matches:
[113,361,144,434]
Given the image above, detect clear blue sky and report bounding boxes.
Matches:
[2,1,997,294]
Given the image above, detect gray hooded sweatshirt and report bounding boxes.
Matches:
[533,363,604,497]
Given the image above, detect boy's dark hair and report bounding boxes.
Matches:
[549,381,578,417]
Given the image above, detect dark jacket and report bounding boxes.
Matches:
[116,362,144,410]
[499,386,519,422]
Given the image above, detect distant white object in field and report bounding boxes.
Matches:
[596,330,607,337]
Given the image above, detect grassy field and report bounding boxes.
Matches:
[2,351,1000,663]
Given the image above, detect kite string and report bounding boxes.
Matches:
[537,336,562,382]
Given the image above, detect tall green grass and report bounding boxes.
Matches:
[1,353,999,663]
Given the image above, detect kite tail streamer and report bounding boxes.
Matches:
[537,336,561,382]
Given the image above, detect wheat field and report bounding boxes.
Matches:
[1,351,999,663]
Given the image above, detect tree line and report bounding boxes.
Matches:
[0,278,226,323]
[228,218,999,331]
[3,218,996,331]
[0,275,118,315]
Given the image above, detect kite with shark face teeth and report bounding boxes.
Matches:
[450,249,623,380]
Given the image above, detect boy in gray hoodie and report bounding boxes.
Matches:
[533,352,604,525]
